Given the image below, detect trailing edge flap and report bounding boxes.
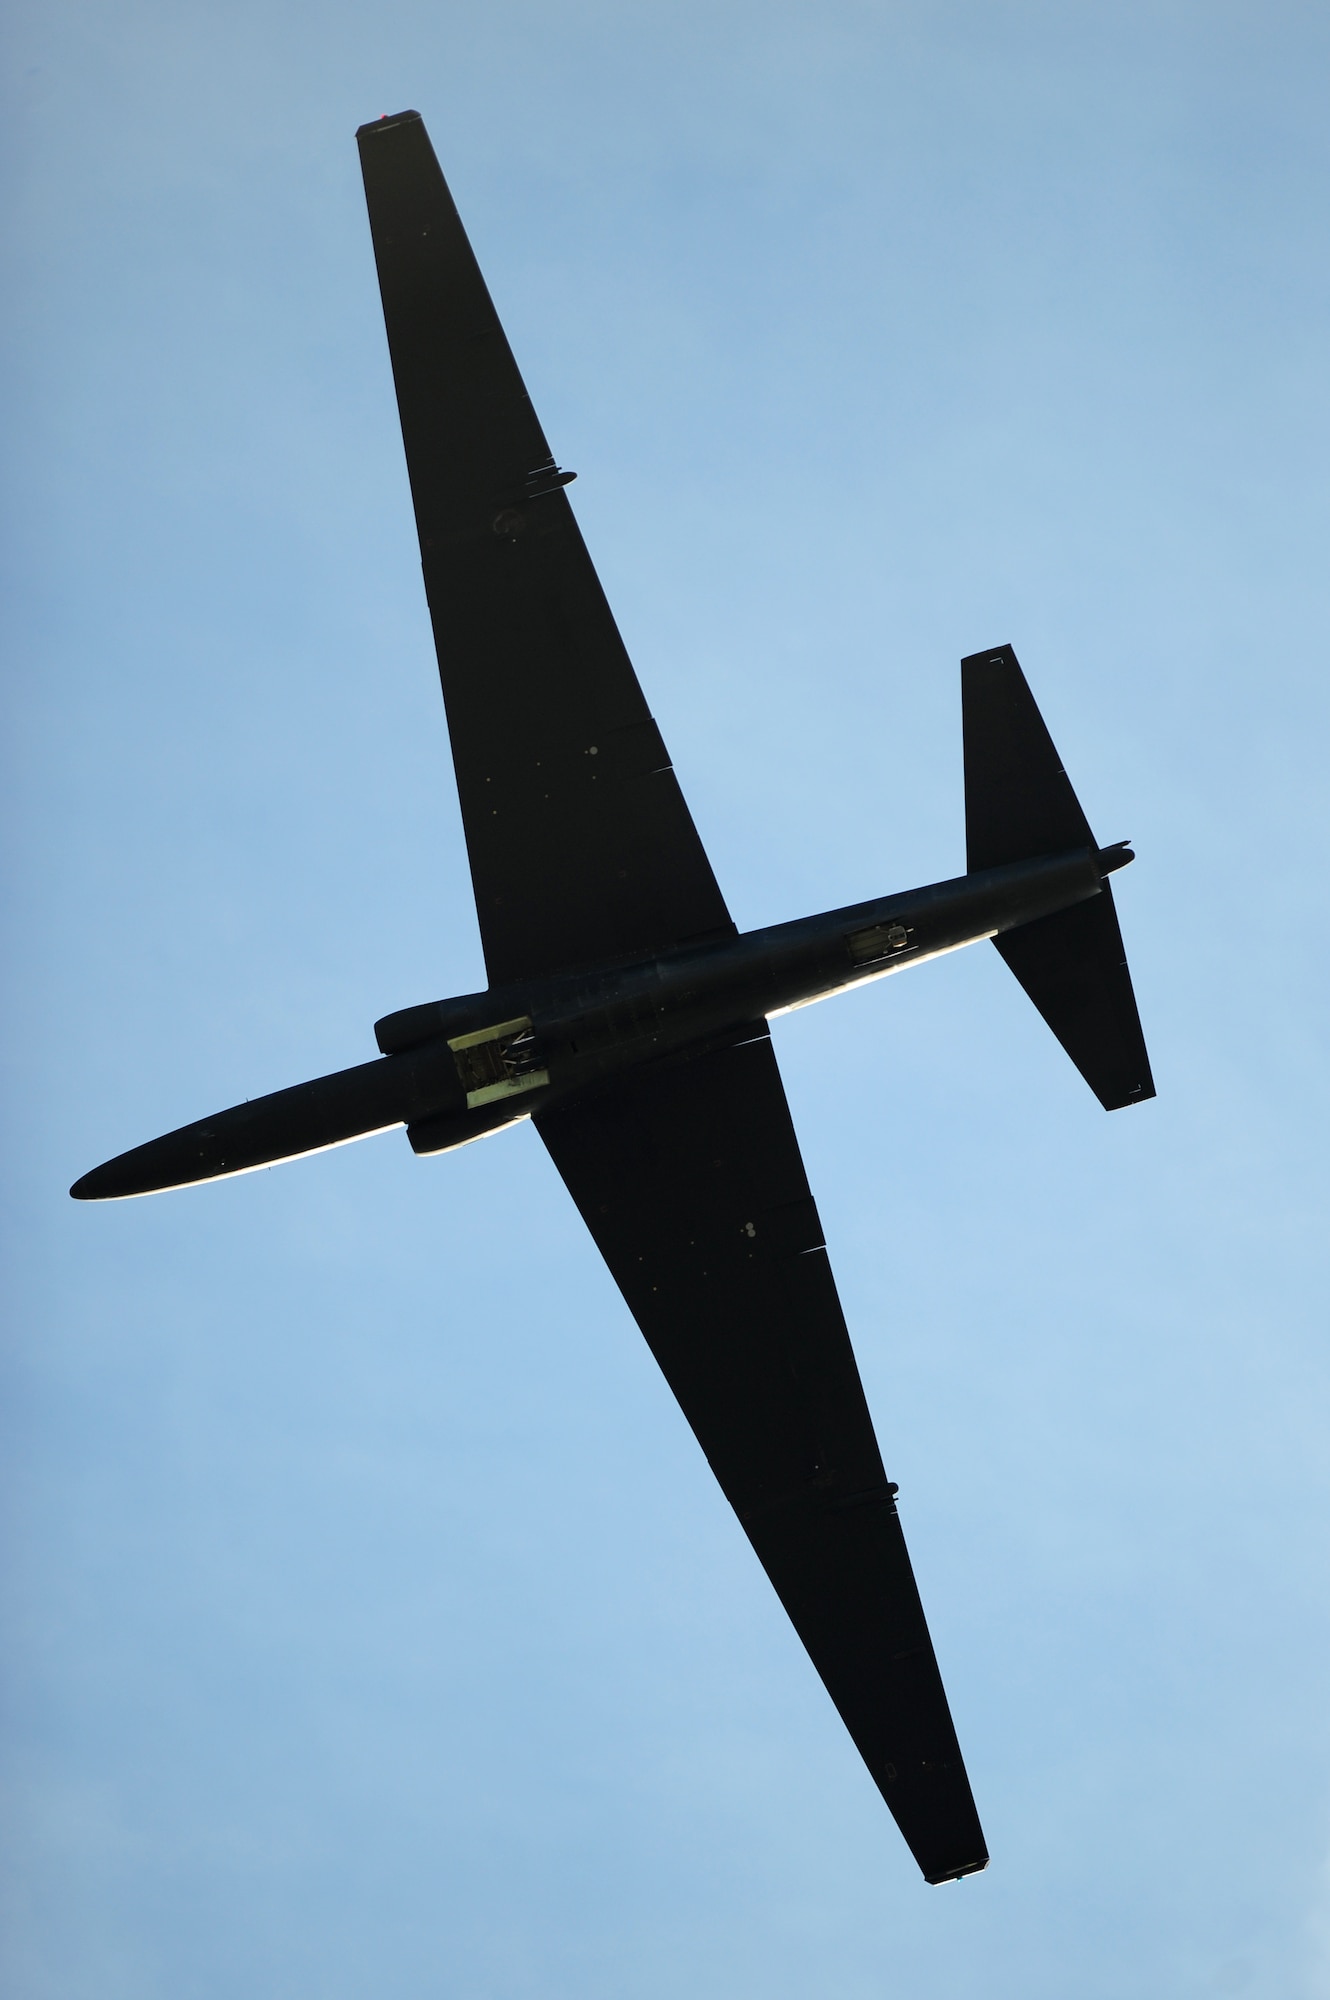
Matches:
[962,645,1154,1111]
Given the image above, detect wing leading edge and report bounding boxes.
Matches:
[356,112,732,984]
[536,1029,988,1883]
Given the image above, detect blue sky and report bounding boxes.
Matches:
[3,4,1329,1995]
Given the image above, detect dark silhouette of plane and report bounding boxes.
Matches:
[72,111,1154,1884]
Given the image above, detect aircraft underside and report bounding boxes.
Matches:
[73,109,1154,1885]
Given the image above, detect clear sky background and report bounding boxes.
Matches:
[3,4,1329,1996]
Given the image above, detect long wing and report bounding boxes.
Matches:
[356,112,733,983]
[536,1028,988,1883]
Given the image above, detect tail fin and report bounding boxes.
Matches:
[962,645,1155,1111]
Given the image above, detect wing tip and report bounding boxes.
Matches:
[1100,1075,1158,1111]
[924,1851,990,1885]
[960,640,1017,673]
[355,110,422,141]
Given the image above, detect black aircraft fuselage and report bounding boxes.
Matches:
[73,109,1155,1887]
[72,844,1120,1203]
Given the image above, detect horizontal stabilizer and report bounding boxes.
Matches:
[994,891,1154,1110]
[962,645,1155,1111]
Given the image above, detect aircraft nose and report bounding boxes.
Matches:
[70,1159,137,1201]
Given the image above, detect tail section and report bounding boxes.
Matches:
[962,645,1155,1111]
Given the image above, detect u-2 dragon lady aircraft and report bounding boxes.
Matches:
[73,111,1154,1885]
